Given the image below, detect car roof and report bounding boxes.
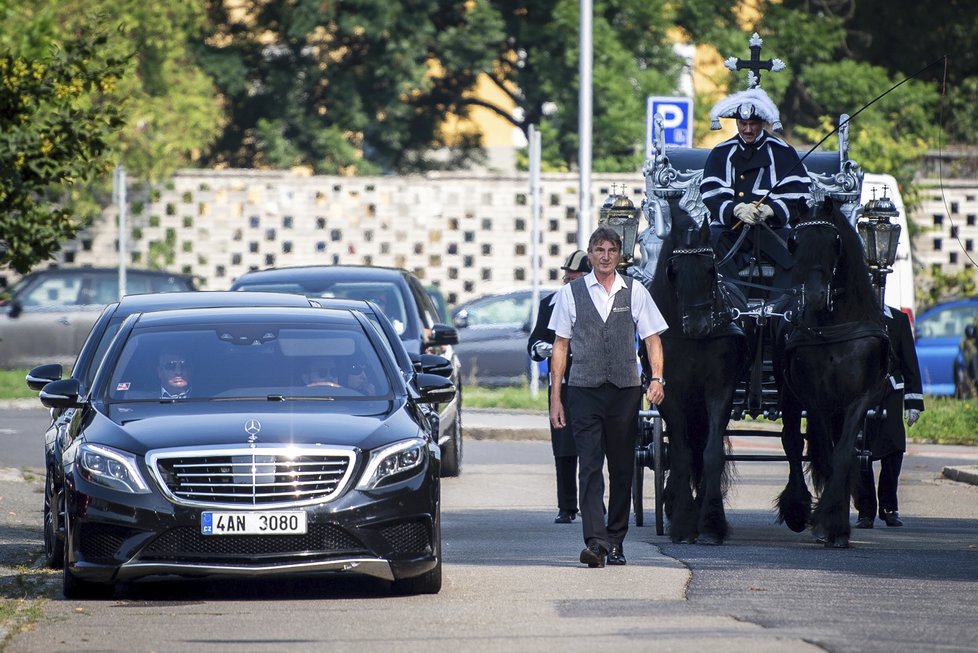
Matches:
[918,297,978,317]
[129,306,356,329]
[116,291,313,312]
[232,265,408,284]
[20,266,193,280]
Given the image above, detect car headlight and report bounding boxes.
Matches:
[77,443,151,494]
[356,438,427,490]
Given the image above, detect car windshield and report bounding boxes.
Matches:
[236,280,411,337]
[916,305,978,339]
[104,321,391,402]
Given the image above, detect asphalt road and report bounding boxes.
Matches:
[1,407,977,652]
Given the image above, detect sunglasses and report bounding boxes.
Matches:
[162,359,189,372]
[310,367,334,378]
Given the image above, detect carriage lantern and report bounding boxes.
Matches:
[858,189,902,304]
[598,191,640,269]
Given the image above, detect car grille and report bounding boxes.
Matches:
[139,524,367,562]
[378,520,431,556]
[147,445,358,508]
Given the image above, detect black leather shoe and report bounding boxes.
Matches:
[880,510,903,527]
[854,515,874,529]
[607,544,626,566]
[579,543,606,568]
[554,510,577,524]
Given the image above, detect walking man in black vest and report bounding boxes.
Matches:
[527,249,591,524]
[549,226,668,567]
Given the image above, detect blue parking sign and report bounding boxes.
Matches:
[646,96,694,157]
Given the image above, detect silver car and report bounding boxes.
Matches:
[0,267,195,369]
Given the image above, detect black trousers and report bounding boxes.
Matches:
[555,456,578,513]
[567,383,642,551]
[853,452,904,517]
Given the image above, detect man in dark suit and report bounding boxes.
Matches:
[527,249,590,524]
[853,305,924,528]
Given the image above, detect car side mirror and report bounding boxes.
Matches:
[8,299,22,319]
[409,352,423,374]
[419,353,453,378]
[39,378,82,409]
[453,311,469,329]
[416,373,456,405]
[428,323,459,347]
[966,324,977,340]
[26,363,64,392]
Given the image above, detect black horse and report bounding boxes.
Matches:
[775,199,889,547]
[649,208,749,544]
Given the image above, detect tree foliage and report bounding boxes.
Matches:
[195,0,505,174]
[0,26,128,273]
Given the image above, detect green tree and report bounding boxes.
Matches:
[196,0,505,174]
[0,27,128,273]
[485,0,682,172]
[1,1,225,182]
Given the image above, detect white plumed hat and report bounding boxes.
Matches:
[709,86,783,132]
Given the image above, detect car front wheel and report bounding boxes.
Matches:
[440,401,462,478]
[43,471,65,569]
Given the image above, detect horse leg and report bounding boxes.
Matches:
[696,405,730,545]
[812,400,875,548]
[661,411,697,543]
[776,392,811,532]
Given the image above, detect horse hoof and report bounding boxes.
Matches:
[784,515,807,533]
[824,535,849,549]
[812,525,826,544]
[696,534,722,546]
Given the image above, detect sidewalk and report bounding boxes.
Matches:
[465,408,978,487]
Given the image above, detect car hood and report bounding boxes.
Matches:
[86,400,422,455]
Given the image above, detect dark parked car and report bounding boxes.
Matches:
[914,298,978,396]
[230,266,463,476]
[38,306,453,598]
[25,292,326,571]
[452,287,556,387]
[955,312,978,398]
[1,267,195,368]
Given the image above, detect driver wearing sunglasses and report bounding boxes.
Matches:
[158,350,193,399]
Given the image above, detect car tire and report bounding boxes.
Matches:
[43,471,64,569]
[391,501,442,595]
[440,400,463,478]
[62,515,114,600]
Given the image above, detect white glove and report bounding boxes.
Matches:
[733,202,759,225]
[756,203,774,222]
[532,341,553,359]
[905,409,920,427]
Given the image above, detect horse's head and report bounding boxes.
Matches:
[788,199,850,322]
[664,215,722,337]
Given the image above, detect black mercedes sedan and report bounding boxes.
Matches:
[39,306,454,598]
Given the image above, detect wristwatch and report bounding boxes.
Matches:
[650,377,666,387]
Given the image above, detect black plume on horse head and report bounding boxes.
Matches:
[651,207,723,338]
[789,198,881,325]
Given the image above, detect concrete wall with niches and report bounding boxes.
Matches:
[50,169,644,307]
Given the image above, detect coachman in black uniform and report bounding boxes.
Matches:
[853,305,925,528]
[527,250,590,523]
[701,84,810,286]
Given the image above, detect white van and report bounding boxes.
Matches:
[860,173,916,322]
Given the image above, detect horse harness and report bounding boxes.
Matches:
[667,245,743,337]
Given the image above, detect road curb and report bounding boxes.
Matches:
[466,425,549,441]
[942,465,978,486]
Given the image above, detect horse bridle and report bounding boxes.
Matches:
[668,246,731,334]
[792,219,840,313]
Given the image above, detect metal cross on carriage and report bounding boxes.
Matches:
[596,34,906,540]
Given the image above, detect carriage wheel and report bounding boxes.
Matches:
[653,416,666,536]
[632,413,650,527]
[633,454,645,527]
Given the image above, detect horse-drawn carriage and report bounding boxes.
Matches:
[619,102,896,547]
